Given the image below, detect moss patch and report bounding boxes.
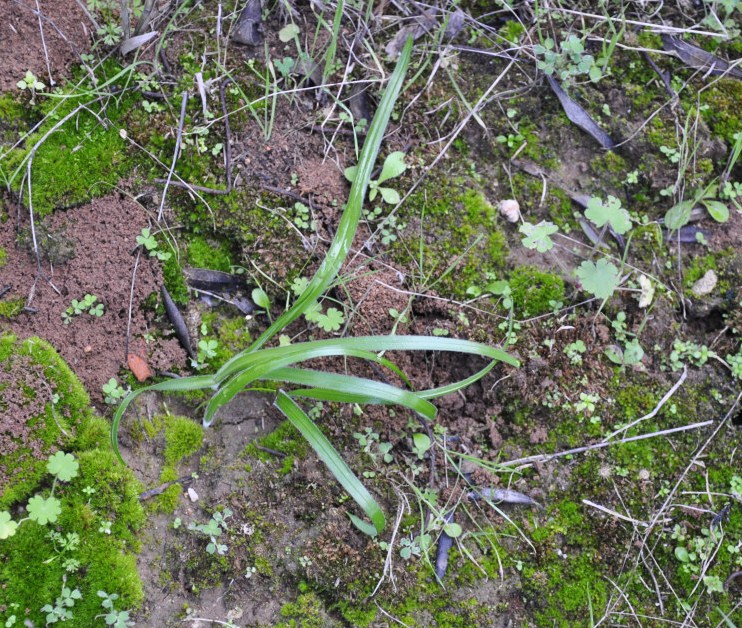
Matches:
[0,335,144,626]
[509,265,565,317]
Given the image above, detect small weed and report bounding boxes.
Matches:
[345,151,406,205]
[188,508,233,555]
[97,591,135,628]
[136,228,172,261]
[102,378,128,405]
[62,294,104,324]
[16,70,45,104]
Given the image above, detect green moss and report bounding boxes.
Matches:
[392,183,508,299]
[700,80,742,142]
[3,72,138,216]
[500,20,525,43]
[278,591,327,628]
[0,337,144,627]
[244,420,308,476]
[0,246,7,267]
[0,335,93,508]
[187,236,234,271]
[509,266,565,317]
[163,416,204,466]
[0,297,23,319]
[161,250,190,306]
[684,253,718,291]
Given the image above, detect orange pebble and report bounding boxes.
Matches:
[127,353,152,382]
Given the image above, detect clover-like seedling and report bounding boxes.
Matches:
[585,195,632,235]
[345,151,406,205]
[136,228,172,261]
[575,258,621,301]
[520,220,559,253]
[103,378,126,405]
[47,451,80,482]
[17,70,45,104]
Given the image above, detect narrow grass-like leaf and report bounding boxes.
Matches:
[202,336,518,426]
[266,367,437,418]
[275,391,385,534]
[223,36,414,360]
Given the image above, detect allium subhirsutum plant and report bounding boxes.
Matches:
[112,37,519,535]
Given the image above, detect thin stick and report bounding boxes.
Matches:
[158,90,189,222]
[603,366,687,442]
[582,500,649,527]
[34,0,54,87]
[500,420,714,468]
[124,249,142,364]
[153,79,235,196]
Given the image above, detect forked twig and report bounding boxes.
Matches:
[500,420,714,468]
[603,366,687,441]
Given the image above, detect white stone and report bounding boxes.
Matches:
[691,269,717,296]
[187,487,199,502]
[498,199,520,223]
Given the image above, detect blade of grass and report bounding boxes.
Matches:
[266,367,437,418]
[222,35,414,361]
[203,335,518,426]
[275,390,386,533]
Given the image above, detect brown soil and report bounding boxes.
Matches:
[0,0,91,92]
[1,194,187,404]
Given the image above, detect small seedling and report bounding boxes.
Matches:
[345,151,406,204]
[188,508,232,555]
[41,578,82,624]
[136,228,172,261]
[103,378,127,405]
[0,452,79,539]
[16,70,45,104]
[97,591,135,628]
[411,433,432,460]
[62,294,104,324]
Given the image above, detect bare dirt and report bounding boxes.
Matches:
[1,194,187,403]
[0,0,92,92]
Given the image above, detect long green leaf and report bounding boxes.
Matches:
[203,336,517,426]
[265,367,437,418]
[275,390,386,534]
[219,35,414,363]
[215,334,518,383]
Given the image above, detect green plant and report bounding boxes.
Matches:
[16,70,45,104]
[345,151,406,205]
[102,378,127,405]
[0,452,79,539]
[188,508,232,555]
[97,591,134,627]
[564,340,587,365]
[136,228,172,261]
[534,34,603,82]
[112,38,518,537]
[61,294,104,324]
[41,578,82,624]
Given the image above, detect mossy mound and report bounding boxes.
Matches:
[392,182,509,300]
[0,334,144,626]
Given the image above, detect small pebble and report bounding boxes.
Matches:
[187,487,199,502]
[692,269,717,296]
[498,199,521,223]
